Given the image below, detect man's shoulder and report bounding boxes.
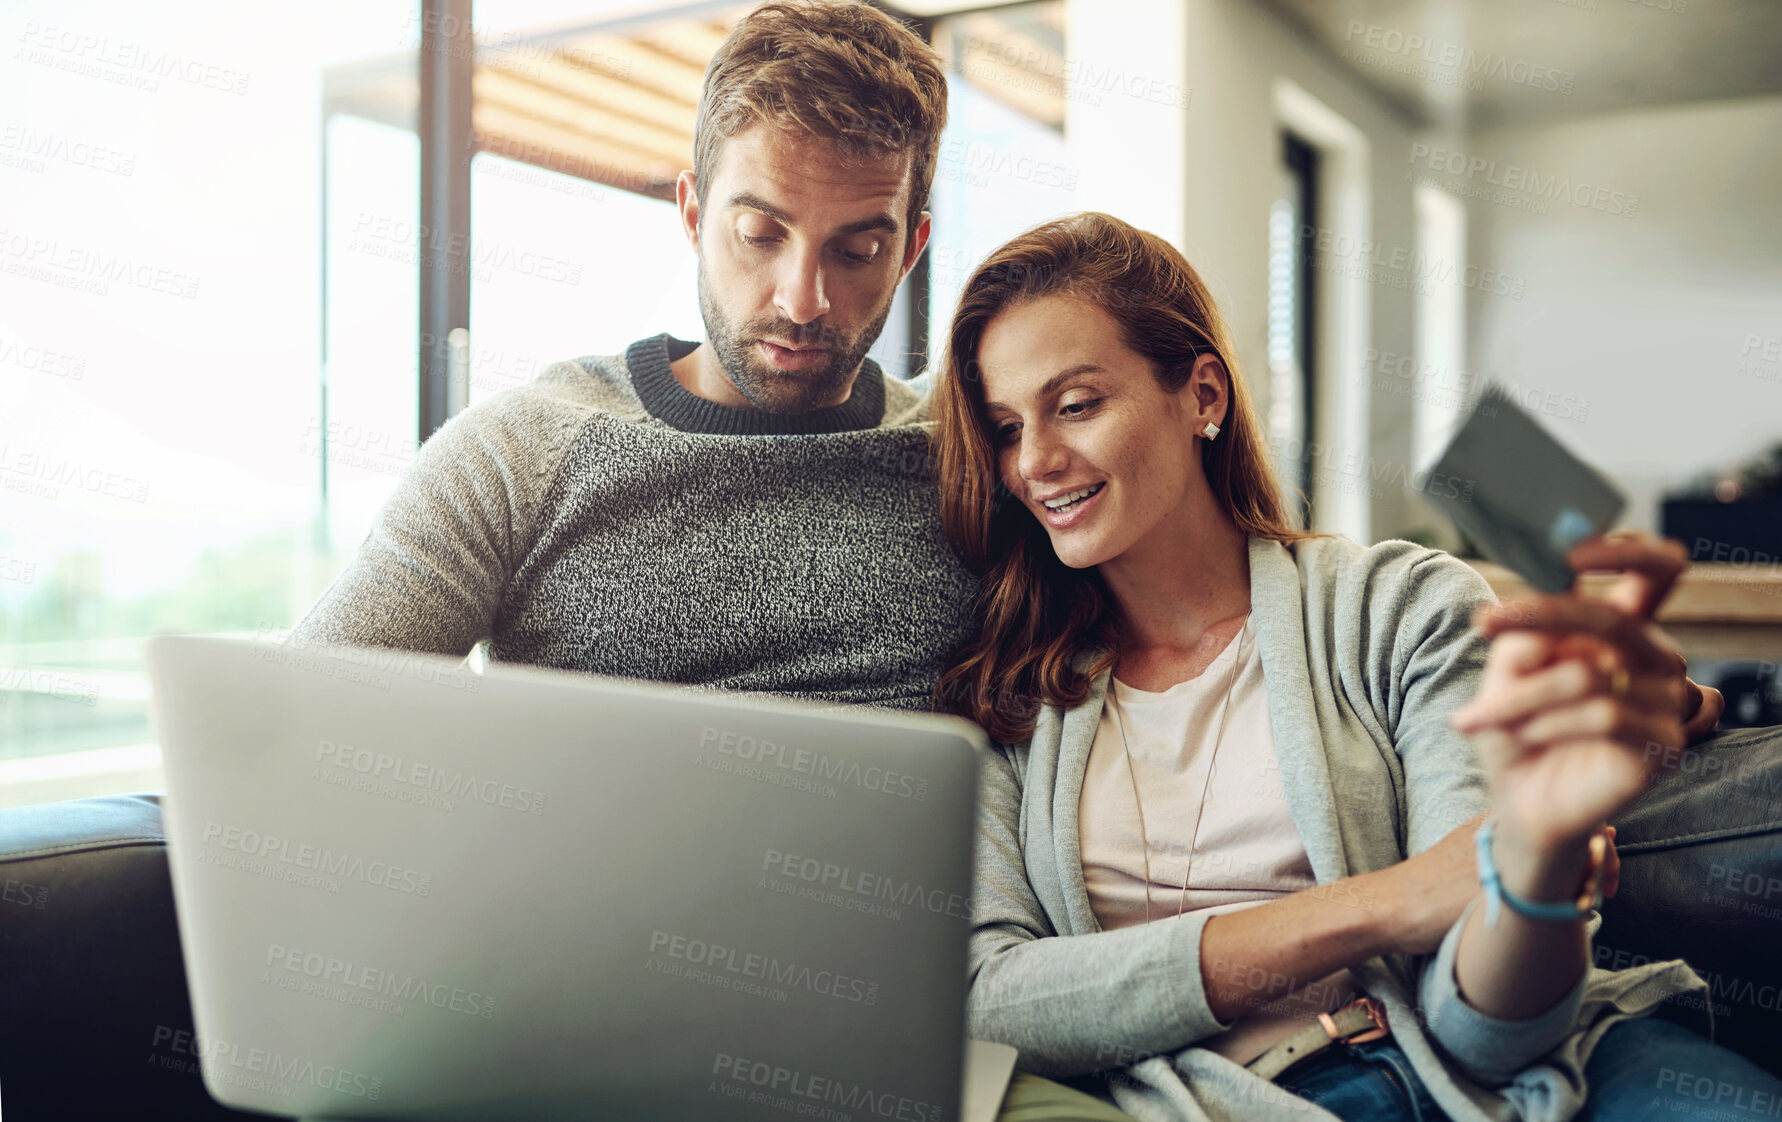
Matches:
[403,351,654,495]
[522,351,652,422]
[438,351,648,442]
[881,367,936,427]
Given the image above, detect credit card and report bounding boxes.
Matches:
[1422,382,1625,593]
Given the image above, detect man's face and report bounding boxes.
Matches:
[678,124,931,413]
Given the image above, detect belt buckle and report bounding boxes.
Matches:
[1317,997,1390,1045]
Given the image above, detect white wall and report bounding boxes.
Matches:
[1456,95,1782,534]
[1065,0,1427,542]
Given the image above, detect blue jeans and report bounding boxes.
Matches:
[1275,1015,1782,1121]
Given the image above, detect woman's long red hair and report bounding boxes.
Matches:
[931,212,1324,743]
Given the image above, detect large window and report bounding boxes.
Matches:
[925,1,1072,370]
[467,155,700,402]
[461,5,739,396]
[1268,132,1318,530]
[0,0,421,808]
[1,0,1073,808]
[1412,181,1466,475]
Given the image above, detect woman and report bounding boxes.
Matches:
[930,212,1766,1122]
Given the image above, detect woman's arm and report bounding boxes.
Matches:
[1359,545,1594,1082]
[1446,536,1690,1021]
[967,739,1485,1076]
[968,740,1218,1076]
[1197,814,1484,1022]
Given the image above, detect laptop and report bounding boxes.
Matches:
[144,635,1017,1122]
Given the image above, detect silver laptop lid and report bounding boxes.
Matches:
[145,635,983,1121]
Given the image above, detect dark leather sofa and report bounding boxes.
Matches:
[3,726,1780,1120]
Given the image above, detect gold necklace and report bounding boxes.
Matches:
[1108,612,1252,926]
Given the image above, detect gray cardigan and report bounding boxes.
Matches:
[967,534,1705,1122]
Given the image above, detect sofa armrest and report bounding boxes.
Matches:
[0,792,264,1119]
[1601,724,1782,1077]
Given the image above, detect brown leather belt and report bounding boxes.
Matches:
[1243,997,1391,1082]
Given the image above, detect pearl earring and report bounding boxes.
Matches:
[1201,421,1221,440]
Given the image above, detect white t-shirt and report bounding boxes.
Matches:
[1078,622,1359,1065]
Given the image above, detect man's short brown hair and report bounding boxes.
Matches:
[695,0,949,245]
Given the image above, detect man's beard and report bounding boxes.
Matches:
[696,257,896,414]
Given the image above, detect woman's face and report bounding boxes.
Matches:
[976,293,1211,570]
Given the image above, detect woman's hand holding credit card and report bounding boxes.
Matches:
[1433,388,1724,886]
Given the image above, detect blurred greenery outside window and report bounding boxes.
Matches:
[0,0,1071,806]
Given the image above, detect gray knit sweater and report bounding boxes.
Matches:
[288,334,979,712]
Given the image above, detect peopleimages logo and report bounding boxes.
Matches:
[0,337,86,379]
[149,1026,379,1100]
[711,1051,946,1122]
[0,666,98,707]
[15,23,251,94]
[348,212,583,286]
[1407,144,1639,219]
[1299,225,1526,299]
[200,820,432,896]
[761,847,971,922]
[1596,944,1776,1015]
[0,125,136,176]
[647,929,880,1006]
[1341,21,1575,93]
[962,35,1191,109]
[937,137,1080,191]
[700,726,929,801]
[264,943,496,1019]
[0,443,151,503]
[2,876,49,909]
[315,739,546,815]
[0,229,201,299]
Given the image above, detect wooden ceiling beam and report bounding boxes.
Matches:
[472,100,682,199]
[553,31,707,106]
[473,68,692,168]
[480,50,697,136]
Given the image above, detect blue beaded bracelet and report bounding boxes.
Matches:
[1475,817,1606,930]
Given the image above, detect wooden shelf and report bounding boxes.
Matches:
[1464,560,1782,661]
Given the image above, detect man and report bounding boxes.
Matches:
[291,0,974,714]
[291,8,1141,1115]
